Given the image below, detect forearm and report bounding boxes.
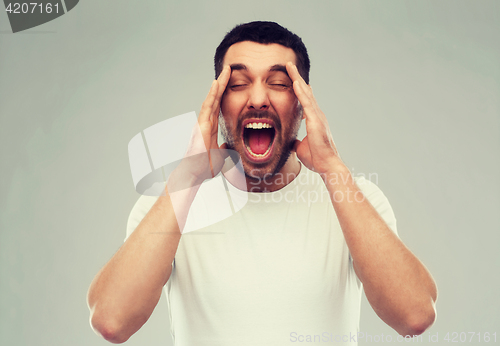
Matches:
[87,180,199,343]
[323,161,437,336]
[87,68,230,343]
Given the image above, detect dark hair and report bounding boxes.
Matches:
[214,21,310,84]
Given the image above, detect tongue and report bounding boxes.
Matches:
[248,129,273,155]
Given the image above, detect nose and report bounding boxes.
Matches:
[247,82,270,111]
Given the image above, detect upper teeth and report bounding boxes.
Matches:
[245,122,273,129]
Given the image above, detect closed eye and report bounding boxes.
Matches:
[229,84,247,90]
[269,83,291,90]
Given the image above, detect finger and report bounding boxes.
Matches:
[286,62,312,96]
[218,142,230,161]
[286,62,316,115]
[293,77,328,126]
[288,64,320,117]
[208,66,231,146]
[211,66,231,116]
[293,80,317,121]
[294,136,313,170]
[217,65,231,98]
[303,83,324,121]
[286,61,301,82]
[294,66,315,101]
[200,80,218,122]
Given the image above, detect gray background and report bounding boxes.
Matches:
[1,1,498,345]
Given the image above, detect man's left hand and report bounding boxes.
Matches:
[286,62,344,175]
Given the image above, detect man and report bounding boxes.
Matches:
[87,21,437,345]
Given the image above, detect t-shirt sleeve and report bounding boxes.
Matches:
[125,195,159,242]
[354,176,398,236]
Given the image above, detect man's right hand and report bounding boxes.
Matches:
[87,67,232,344]
[198,65,231,176]
[171,66,231,188]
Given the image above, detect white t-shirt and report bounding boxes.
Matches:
[126,166,397,346]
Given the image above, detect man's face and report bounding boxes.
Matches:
[219,41,302,180]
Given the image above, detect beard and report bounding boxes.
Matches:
[219,106,302,180]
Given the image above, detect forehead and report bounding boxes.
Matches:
[223,41,297,71]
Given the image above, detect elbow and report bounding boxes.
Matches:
[87,287,134,343]
[400,302,437,337]
[89,311,132,344]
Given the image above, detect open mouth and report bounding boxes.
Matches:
[242,120,276,162]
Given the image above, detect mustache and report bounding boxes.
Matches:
[236,110,282,133]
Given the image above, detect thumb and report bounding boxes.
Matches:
[292,139,301,153]
[218,142,230,161]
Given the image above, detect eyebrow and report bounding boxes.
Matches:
[269,64,289,76]
[229,63,290,78]
[229,63,247,71]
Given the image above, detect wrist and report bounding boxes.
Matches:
[320,160,353,189]
[325,157,350,176]
[166,169,203,195]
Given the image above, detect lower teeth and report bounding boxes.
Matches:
[246,145,271,157]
